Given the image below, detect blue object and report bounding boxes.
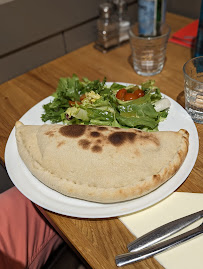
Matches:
[138,0,167,36]
[138,0,156,36]
[194,1,203,57]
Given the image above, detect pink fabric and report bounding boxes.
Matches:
[0,187,63,268]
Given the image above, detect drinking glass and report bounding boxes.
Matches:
[183,56,203,123]
[129,23,171,76]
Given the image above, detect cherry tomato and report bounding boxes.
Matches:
[80,94,86,101]
[116,88,145,101]
[116,88,127,100]
[68,100,81,106]
[69,94,86,106]
[124,93,137,101]
[134,89,145,99]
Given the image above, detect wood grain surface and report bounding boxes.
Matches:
[0,13,202,269]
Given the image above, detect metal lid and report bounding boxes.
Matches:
[99,3,113,19]
[114,0,127,14]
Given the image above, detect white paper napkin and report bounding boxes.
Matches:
[119,192,203,269]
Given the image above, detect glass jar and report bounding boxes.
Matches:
[95,3,119,53]
[114,0,131,43]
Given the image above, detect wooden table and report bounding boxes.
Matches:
[0,13,202,269]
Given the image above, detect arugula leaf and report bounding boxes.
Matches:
[110,83,126,91]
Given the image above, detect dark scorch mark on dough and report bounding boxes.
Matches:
[90,131,100,137]
[108,131,136,146]
[78,139,91,149]
[59,125,86,138]
[97,126,108,131]
[91,145,102,153]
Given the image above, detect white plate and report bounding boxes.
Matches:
[5,83,199,218]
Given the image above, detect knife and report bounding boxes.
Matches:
[116,221,203,267]
[128,209,203,252]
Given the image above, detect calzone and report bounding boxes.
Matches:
[15,121,189,203]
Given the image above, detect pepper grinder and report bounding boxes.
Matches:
[95,2,119,53]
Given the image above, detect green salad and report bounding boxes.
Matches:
[41,74,171,131]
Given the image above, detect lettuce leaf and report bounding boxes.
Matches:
[41,75,169,131]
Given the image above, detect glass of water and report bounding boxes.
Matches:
[183,56,203,124]
[129,23,171,76]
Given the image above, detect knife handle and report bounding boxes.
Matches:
[127,209,203,252]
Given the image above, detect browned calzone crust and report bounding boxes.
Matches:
[15,121,189,203]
